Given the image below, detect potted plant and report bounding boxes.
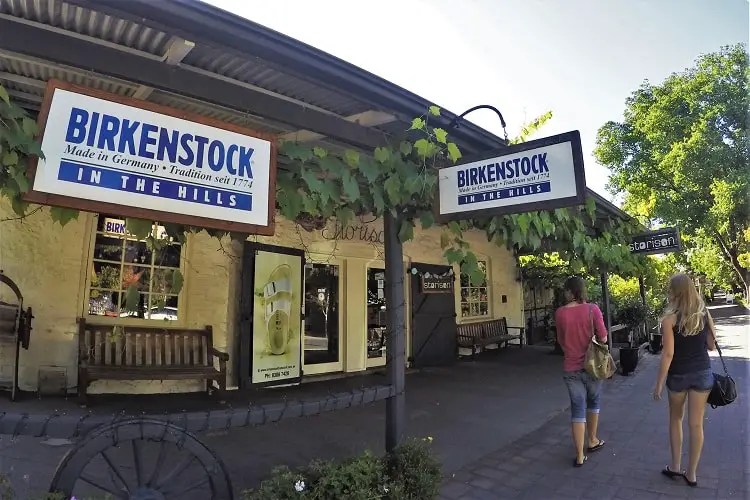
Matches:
[616,302,648,375]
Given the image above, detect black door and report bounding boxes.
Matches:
[409,263,457,368]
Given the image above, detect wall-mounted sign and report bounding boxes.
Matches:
[251,250,303,385]
[420,275,454,294]
[26,80,277,235]
[629,227,682,255]
[437,131,586,221]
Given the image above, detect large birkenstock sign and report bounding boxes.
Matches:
[437,131,586,220]
[26,80,277,235]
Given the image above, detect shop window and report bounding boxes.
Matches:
[87,215,183,321]
[460,260,489,318]
[366,268,387,359]
[304,263,340,365]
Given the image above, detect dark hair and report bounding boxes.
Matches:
[563,276,587,304]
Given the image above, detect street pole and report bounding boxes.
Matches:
[600,273,613,350]
[384,212,406,452]
[639,276,648,339]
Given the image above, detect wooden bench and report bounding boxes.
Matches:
[77,319,228,406]
[457,317,524,358]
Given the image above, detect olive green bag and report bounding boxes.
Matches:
[583,305,616,379]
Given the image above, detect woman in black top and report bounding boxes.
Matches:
[652,274,716,487]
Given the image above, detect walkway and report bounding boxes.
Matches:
[442,304,749,499]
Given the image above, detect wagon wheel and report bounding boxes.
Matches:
[49,418,234,500]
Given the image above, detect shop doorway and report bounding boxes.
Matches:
[303,262,343,375]
[409,263,457,368]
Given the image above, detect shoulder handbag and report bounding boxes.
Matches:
[707,326,737,409]
[583,304,616,380]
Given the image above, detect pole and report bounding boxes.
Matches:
[639,276,647,337]
[384,212,406,452]
[600,273,613,350]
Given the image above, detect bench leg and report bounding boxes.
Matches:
[77,369,89,407]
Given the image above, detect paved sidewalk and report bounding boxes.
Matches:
[441,306,749,499]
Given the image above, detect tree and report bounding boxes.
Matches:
[595,43,750,296]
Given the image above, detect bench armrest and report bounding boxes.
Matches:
[208,347,229,362]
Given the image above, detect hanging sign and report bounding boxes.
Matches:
[437,131,586,220]
[420,275,454,294]
[629,227,682,255]
[26,80,277,235]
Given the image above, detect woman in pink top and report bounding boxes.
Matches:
[555,276,608,467]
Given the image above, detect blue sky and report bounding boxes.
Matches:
[203,0,749,199]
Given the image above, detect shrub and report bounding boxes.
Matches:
[242,438,441,500]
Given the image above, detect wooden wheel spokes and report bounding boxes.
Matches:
[49,418,234,500]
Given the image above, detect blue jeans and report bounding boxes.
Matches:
[666,368,714,393]
[563,370,603,423]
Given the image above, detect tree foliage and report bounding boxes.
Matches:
[595,43,750,294]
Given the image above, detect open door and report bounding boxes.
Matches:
[409,263,457,368]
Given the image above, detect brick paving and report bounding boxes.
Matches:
[441,305,750,500]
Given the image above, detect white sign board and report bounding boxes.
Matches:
[437,131,586,220]
[29,82,277,235]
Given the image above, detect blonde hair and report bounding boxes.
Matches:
[663,274,706,336]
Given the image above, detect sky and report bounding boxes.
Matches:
[202,0,749,199]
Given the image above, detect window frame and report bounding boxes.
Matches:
[83,214,187,326]
[458,258,491,320]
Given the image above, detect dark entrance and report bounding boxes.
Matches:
[409,263,457,368]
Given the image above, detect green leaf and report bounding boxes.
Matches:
[10,166,29,193]
[419,211,435,229]
[49,207,79,227]
[398,219,414,243]
[10,196,28,217]
[336,206,355,228]
[341,170,361,200]
[404,175,422,196]
[448,221,462,236]
[528,231,542,250]
[2,150,18,166]
[585,196,597,221]
[280,188,304,220]
[313,146,327,158]
[357,156,381,183]
[279,141,314,161]
[318,156,345,176]
[410,117,426,130]
[434,128,448,144]
[399,141,413,156]
[21,118,38,137]
[301,168,324,193]
[554,207,569,221]
[444,248,463,264]
[517,213,530,236]
[0,85,8,105]
[374,146,391,164]
[371,184,386,214]
[384,175,401,205]
[414,138,432,157]
[344,149,360,168]
[124,284,140,312]
[125,218,153,239]
[171,270,184,295]
[429,105,441,116]
[447,142,462,163]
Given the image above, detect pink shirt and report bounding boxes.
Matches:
[555,303,608,372]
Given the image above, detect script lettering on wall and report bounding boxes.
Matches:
[320,220,384,244]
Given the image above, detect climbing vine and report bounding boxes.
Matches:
[1,83,650,313]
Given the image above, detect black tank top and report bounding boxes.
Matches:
[668,313,711,375]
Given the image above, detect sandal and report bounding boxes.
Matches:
[588,439,606,452]
[661,466,682,479]
[573,456,587,467]
[682,475,697,487]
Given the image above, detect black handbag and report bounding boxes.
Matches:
[707,330,737,409]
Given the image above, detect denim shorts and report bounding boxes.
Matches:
[666,368,714,393]
[563,370,603,423]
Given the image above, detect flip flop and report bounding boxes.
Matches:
[682,475,697,487]
[588,439,606,452]
[661,466,683,479]
[573,456,587,467]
